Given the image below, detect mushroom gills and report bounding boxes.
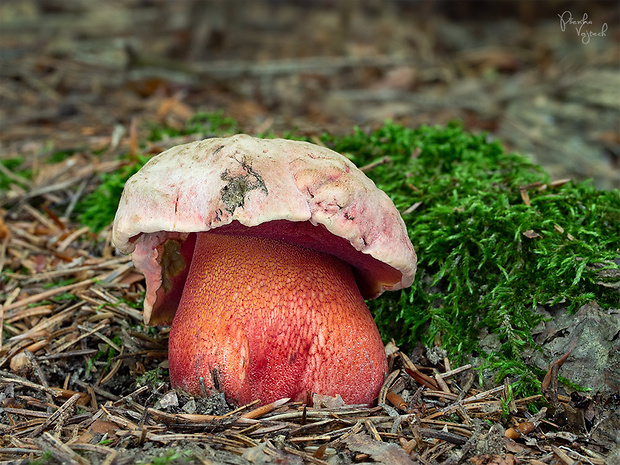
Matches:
[168,232,388,406]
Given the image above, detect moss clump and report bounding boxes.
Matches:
[0,158,31,193]
[149,110,239,142]
[77,155,149,232]
[321,121,619,395]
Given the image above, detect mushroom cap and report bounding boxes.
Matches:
[112,134,416,324]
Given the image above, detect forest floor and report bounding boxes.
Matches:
[1,1,619,464]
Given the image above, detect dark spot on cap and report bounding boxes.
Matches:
[220,156,268,214]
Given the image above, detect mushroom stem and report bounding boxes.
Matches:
[168,232,388,406]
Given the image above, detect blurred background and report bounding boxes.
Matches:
[1,0,618,189]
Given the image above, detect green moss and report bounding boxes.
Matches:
[320,121,619,395]
[42,278,75,288]
[76,155,149,232]
[88,339,120,372]
[137,366,169,388]
[143,449,195,465]
[0,157,31,192]
[26,451,53,465]
[47,149,77,164]
[149,110,239,141]
[119,294,145,310]
[53,292,79,302]
[501,383,514,424]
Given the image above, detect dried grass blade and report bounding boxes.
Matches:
[55,322,108,353]
[0,372,64,398]
[241,397,290,419]
[29,393,82,438]
[37,430,90,465]
[2,279,92,313]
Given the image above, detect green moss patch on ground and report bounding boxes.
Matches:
[322,122,620,396]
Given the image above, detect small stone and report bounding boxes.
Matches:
[157,391,178,409]
[182,398,197,414]
[10,352,31,373]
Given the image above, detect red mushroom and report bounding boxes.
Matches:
[112,135,416,406]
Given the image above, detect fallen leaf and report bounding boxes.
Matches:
[504,437,532,454]
[522,229,540,239]
[75,419,118,444]
[542,347,573,406]
[343,432,415,465]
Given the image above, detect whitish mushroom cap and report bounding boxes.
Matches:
[112,135,416,324]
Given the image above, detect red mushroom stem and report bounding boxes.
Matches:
[168,232,388,406]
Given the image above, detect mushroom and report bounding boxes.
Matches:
[112,134,416,406]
